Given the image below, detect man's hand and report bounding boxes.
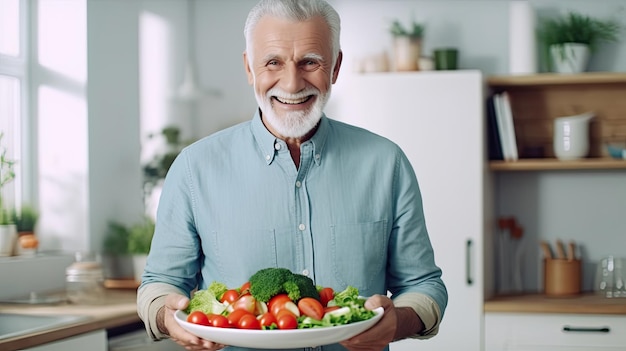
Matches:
[158,293,226,351]
[340,294,424,351]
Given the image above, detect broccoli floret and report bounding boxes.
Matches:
[248,267,320,303]
[290,273,320,301]
[207,281,228,301]
[185,288,226,315]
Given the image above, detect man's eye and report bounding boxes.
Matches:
[302,61,320,71]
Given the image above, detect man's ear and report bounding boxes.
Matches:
[243,51,254,85]
[331,51,343,84]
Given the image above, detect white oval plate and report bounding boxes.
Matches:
[174,307,384,349]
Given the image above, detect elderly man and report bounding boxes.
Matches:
[137,1,447,350]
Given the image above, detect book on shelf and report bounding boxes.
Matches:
[493,92,519,161]
[486,95,504,160]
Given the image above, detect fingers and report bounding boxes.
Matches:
[364,294,392,310]
[165,293,190,311]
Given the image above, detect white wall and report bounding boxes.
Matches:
[25,0,626,256]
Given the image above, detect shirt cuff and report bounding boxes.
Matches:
[137,282,186,340]
[393,292,442,339]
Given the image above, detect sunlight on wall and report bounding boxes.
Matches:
[36,0,88,252]
[38,85,88,250]
[38,0,86,83]
[139,11,172,165]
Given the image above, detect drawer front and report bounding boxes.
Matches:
[485,313,626,350]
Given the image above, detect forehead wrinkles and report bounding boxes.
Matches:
[250,16,331,63]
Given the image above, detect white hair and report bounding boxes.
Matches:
[243,0,341,67]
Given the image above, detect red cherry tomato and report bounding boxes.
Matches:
[258,312,277,328]
[297,297,324,320]
[269,294,298,316]
[209,314,230,328]
[238,313,261,330]
[240,281,251,294]
[221,289,240,303]
[226,309,250,326]
[319,287,334,307]
[187,311,210,326]
[276,310,298,329]
[268,294,291,310]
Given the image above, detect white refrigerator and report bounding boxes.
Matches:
[326,70,486,351]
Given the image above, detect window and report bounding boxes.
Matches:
[0,0,29,210]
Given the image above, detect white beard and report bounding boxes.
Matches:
[255,85,331,138]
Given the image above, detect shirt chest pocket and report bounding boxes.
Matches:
[329,220,388,292]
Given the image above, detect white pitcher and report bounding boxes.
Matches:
[553,111,594,160]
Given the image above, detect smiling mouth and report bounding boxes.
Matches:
[273,95,313,105]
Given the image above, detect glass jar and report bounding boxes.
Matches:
[66,252,105,304]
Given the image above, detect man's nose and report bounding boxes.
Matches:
[280,63,305,93]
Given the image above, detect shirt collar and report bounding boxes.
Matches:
[251,108,329,166]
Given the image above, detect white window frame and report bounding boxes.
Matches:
[0,0,35,210]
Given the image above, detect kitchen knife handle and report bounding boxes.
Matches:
[466,239,473,285]
[563,326,610,333]
[555,239,566,259]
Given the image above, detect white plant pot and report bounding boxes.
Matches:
[393,36,421,71]
[0,224,17,256]
[132,254,148,283]
[550,43,590,74]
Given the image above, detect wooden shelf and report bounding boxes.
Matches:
[490,158,626,171]
[487,72,626,87]
[485,293,626,315]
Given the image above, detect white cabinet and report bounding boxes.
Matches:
[24,330,107,351]
[327,71,486,350]
[485,312,626,351]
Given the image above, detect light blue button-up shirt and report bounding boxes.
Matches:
[142,110,447,351]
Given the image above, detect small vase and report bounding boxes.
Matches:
[0,224,17,256]
[393,36,421,71]
[550,43,590,74]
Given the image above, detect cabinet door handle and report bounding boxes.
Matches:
[563,326,610,333]
[466,239,473,285]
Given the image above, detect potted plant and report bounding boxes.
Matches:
[128,217,155,283]
[389,18,425,71]
[12,205,39,235]
[104,217,155,282]
[11,205,39,255]
[537,11,621,73]
[0,131,17,256]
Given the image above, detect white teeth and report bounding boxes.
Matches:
[276,96,309,104]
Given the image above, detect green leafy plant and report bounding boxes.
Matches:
[143,125,191,182]
[103,221,130,254]
[538,11,621,53]
[11,205,38,233]
[103,217,155,255]
[0,132,16,225]
[389,19,424,39]
[128,217,155,254]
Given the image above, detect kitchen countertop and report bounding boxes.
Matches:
[0,288,140,351]
[485,293,626,315]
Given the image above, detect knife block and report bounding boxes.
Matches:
[544,258,581,296]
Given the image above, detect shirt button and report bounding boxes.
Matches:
[302,269,309,276]
[315,154,320,160]
[298,223,305,231]
[295,181,301,187]
[275,143,281,150]
[265,154,271,161]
